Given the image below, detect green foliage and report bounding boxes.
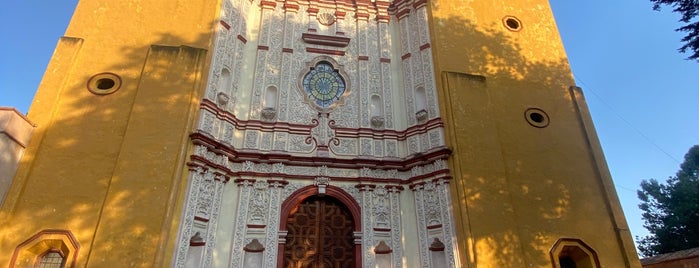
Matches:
[649,0,699,61]
[637,145,699,256]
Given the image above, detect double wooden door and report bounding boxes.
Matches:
[283,196,355,268]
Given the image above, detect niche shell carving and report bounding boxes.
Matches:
[317,13,336,26]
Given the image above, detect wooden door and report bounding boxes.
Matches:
[283,196,355,268]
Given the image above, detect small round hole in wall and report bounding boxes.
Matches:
[87,72,121,95]
[525,108,549,128]
[503,16,522,32]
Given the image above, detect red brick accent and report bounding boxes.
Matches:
[258,45,269,51]
[380,58,391,63]
[401,53,411,60]
[237,35,247,43]
[358,55,369,61]
[420,43,431,51]
[282,48,294,53]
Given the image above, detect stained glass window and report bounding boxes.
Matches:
[302,62,346,109]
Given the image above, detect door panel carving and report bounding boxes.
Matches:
[284,196,355,268]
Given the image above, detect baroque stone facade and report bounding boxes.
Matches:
[175,0,459,267]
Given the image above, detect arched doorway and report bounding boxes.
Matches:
[284,196,354,268]
[278,185,361,268]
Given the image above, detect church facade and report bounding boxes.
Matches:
[1,0,642,267]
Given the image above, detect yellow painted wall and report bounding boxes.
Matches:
[427,0,641,267]
[0,0,643,267]
[0,1,218,267]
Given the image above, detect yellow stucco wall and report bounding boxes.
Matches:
[0,1,217,267]
[428,0,641,267]
[0,0,642,267]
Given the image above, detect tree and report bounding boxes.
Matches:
[648,0,699,61]
[637,145,699,257]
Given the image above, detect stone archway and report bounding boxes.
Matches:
[278,185,361,268]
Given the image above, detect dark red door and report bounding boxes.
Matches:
[283,196,355,268]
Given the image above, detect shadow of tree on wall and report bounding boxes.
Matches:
[430,5,632,268]
[0,20,219,266]
[0,1,634,268]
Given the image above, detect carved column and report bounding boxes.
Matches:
[229,178,256,267]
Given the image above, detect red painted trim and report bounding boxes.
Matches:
[307,7,319,14]
[282,47,293,53]
[358,55,369,61]
[237,35,247,44]
[194,216,210,222]
[219,20,231,30]
[380,57,391,63]
[396,8,411,19]
[356,13,370,20]
[427,224,443,229]
[413,0,428,9]
[420,43,431,51]
[373,227,391,232]
[306,47,345,56]
[376,15,391,22]
[283,3,299,11]
[189,137,451,173]
[401,53,412,60]
[190,241,206,247]
[335,11,347,18]
[247,224,266,228]
[260,0,276,8]
[301,33,351,47]
[258,45,269,51]
[332,117,445,140]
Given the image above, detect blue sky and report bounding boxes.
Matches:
[1,1,697,254]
